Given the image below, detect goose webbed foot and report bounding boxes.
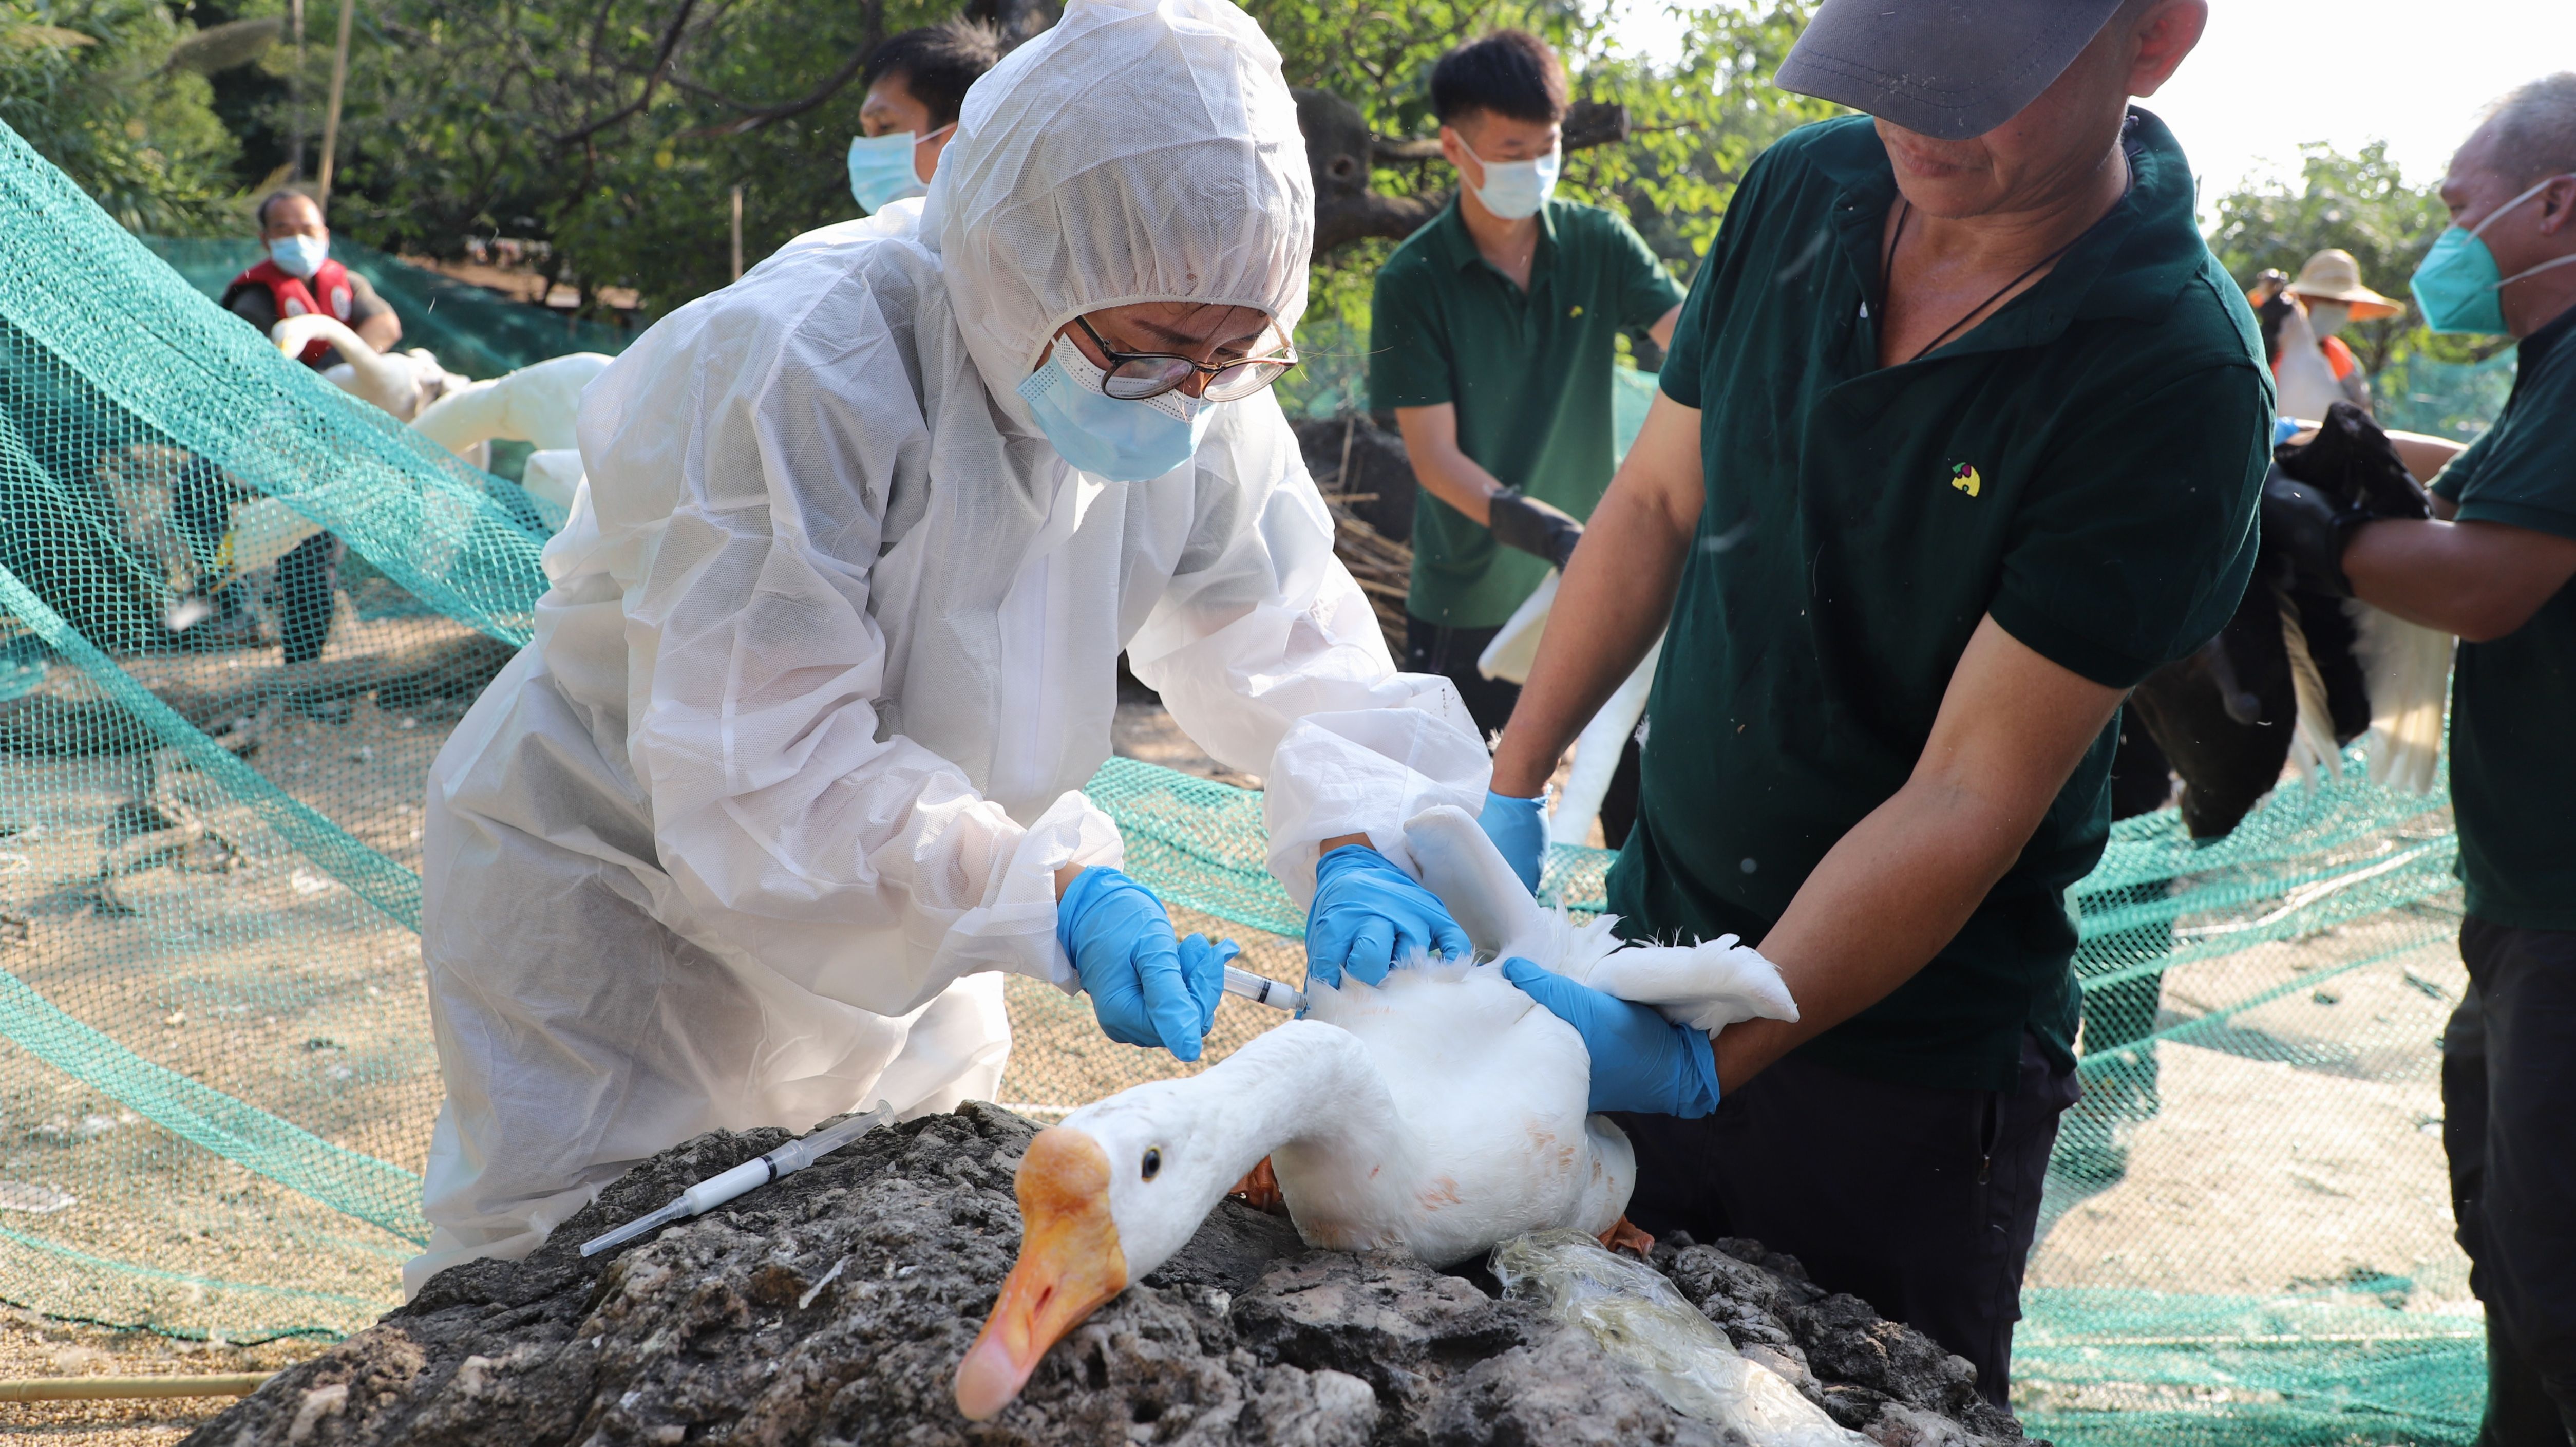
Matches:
[1598,1215,1654,1259]
[1227,1156,1286,1215]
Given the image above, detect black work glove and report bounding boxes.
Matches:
[2260,465,2367,598]
[1487,487,1584,570]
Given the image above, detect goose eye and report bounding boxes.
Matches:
[1141,1147,1162,1181]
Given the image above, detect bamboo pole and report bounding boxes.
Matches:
[315,0,357,210]
[730,184,745,281]
[0,1373,271,1402]
[287,0,307,180]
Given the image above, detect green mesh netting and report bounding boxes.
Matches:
[2374,350,2518,443]
[0,117,2487,1442]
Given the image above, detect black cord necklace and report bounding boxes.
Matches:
[1881,198,2087,365]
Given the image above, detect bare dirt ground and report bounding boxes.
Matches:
[2029,914,2475,1315]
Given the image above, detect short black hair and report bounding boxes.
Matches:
[862,18,1005,129]
[1429,30,1567,128]
[255,189,313,230]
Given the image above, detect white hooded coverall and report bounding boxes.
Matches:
[410,0,1489,1292]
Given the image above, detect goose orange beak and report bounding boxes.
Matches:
[954,1126,1128,1421]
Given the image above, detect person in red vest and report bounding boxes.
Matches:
[219,190,400,368]
[198,189,399,717]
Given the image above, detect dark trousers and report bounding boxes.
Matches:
[1405,615,1640,849]
[1613,1033,2079,1410]
[2444,917,2576,1445]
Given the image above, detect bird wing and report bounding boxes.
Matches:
[1584,936,1798,1034]
[1405,804,1550,962]
[2278,591,2344,782]
[2346,599,2453,794]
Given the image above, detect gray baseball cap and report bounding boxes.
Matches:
[1774,0,2129,141]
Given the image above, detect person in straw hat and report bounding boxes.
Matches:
[2284,247,2407,411]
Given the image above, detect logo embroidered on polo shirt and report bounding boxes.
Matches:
[1568,304,1584,317]
[1949,463,1982,498]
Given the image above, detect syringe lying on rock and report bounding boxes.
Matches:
[579,1101,896,1258]
[1222,964,1303,1013]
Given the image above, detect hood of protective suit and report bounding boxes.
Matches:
[925,0,1313,424]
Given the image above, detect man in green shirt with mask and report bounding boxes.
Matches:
[1477,0,2263,1410]
[2265,72,2576,1447]
[1369,29,1683,847]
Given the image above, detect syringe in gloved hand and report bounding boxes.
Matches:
[1222,963,1304,1013]
[579,1101,897,1258]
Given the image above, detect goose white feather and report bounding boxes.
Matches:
[2271,300,2344,429]
[407,351,613,455]
[956,804,1796,1419]
[269,314,469,422]
[2347,599,2452,794]
[1551,634,1660,847]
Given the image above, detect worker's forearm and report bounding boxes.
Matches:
[1709,780,2025,1091]
[2345,517,2576,642]
[1412,446,1506,527]
[1488,484,1688,796]
[357,312,402,352]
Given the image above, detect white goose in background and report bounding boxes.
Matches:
[407,351,615,512]
[954,803,1795,1420]
[2269,298,2345,433]
[268,314,472,425]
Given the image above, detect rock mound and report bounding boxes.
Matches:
[184,1104,2035,1446]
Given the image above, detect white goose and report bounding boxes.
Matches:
[408,351,615,511]
[268,314,471,423]
[954,803,1795,1420]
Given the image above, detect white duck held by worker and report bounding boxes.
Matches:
[954,803,1796,1420]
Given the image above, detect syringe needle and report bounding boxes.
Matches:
[579,1199,690,1258]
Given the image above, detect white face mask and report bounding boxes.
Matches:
[1459,139,1560,221]
[2303,299,2351,337]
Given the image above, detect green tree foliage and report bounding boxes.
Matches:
[1,1,247,234]
[311,0,953,316]
[1253,0,1827,339]
[305,0,1826,323]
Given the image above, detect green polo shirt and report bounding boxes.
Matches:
[1610,110,2271,1092]
[2430,304,2576,929]
[1369,198,1686,628]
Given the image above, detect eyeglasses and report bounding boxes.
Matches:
[1070,313,1299,403]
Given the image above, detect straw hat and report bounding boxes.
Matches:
[2285,249,2404,320]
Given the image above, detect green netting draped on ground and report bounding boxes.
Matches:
[0,117,2487,1442]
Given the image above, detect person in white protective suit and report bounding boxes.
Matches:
[407,0,1492,1294]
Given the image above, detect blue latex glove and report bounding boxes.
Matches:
[1500,957,1720,1118]
[1478,790,1547,892]
[1057,868,1230,1061]
[1304,844,1472,989]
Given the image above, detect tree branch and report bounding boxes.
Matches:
[550,0,699,148]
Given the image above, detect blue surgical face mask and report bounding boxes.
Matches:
[2411,174,2576,334]
[1460,139,1560,221]
[268,233,328,279]
[846,124,951,214]
[1016,334,1214,481]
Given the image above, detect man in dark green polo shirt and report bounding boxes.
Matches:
[1368,29,1682,846]
[2267,73,2576,1445]
[1480,0,2261,1408]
